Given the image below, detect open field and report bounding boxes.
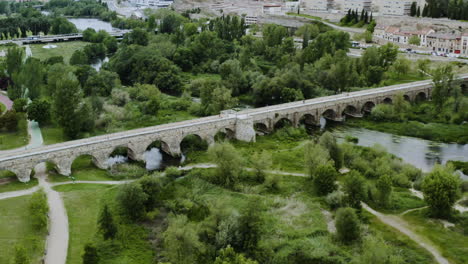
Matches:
[29,41,88,64]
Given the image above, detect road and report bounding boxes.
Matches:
[348,48,468,63]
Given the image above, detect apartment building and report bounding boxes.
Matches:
[302,0,334,11]
[343,0,372,12]
[427,33,462,54]
[380,0,412,16]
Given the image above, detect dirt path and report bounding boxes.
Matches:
[0,186,39,200]
[362,202,449,264]
[400,206,428,216]
[36,163,69,264]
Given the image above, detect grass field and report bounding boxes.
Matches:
[41,126,66,145]
[48,156,115,183]
[0,194,46,264]
[402,209,468,264]
[0,102,5,114]
[0,178,38,193]
[0,113,29,150]
[29,41,88,64]
[286,12,322,20]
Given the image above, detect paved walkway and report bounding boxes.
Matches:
[0,186,39,200]
[362,202,449,264]
[36,163,69,264]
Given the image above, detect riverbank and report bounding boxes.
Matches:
[347,118,468,144]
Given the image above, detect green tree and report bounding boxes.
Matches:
[122,27,149,46]
[250,151,272,183]
[319,132,343,169]
[214,245,259,264]
[13,98,27,113]
[29,190,48,231]
[389,57,410,78]
[408,35,421,46]
[343,170,367,209]
[335,207,360,243]
[376,174,392,207]
[208,142,243,189]
[82,243,99,264]
[392,92,410,120]
[27,99,51,124]
[13,244,30,264]
[410,2,417,16]
[53,72,83,139]
[98,204,117,240]
[15,57,45,99]
[163,214,205,264]
[116,183,148,221]
[304,141,331,177]
[238,199,263,257]
[422,165,460,218]
[314,164,338,195]
[5,46,24,77]
[432,65,454,111]
[70,50,88,65]
[0,110,18,132]
[198,79,238,115]
[50,17,78,34]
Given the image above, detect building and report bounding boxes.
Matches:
[380,0,412,16]
[302,0,334,11]
[263,4,283,15]
[426,33,462,54]
[343,0,372,12]
[462,34,468,56]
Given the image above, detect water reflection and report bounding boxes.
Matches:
[144,148,163,170]
[330,126,468,173]
[91,57,109,71]
[106,155,128,167]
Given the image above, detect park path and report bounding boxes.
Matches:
[36,163,69,264]
[362,202,449,264]
[0,186,39,200]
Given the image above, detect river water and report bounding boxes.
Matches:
[67,18,116,32]
[329,125,468,178]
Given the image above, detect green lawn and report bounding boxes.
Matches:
[0,102,5,114]
[55,183,154,264]
[286,12,322,20]
[0,194,46,264]
[402,209,468,264]
[0,178,38,193]
[48,156,115,183]
[0,113,29,150]
[41,125,66,145]
[29,41,88,64]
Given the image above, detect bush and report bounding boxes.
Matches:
[370,104,396,121]
[165,166,182,180]
[116,183,148,221]
[29,189,49,231]
[335,207,360,244]
[13,98,27,112]
[325,190,345,209]
[0,110,18,131]
[422,165,460,218]
[263,174,281,193]
[313,164,338,195]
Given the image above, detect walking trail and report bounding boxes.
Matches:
[36,163,69,264]
[362,202,449,264]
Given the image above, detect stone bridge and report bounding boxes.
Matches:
[2,75,468,182]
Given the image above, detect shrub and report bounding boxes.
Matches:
[13,98,27,112]
[325,190,345,209]
[165,166,182,180]
[335,207,360,243]
[263,174,281,193]
[422,165,460,218]
[82,243,99,264]
[370,104,396,121]
[116,183,148,221]
[343,170,367,209]
[313,164,338,196]
[29,190,49,231]
[376,175,392,207]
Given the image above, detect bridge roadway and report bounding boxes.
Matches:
[2,75,468,182]
[0,30,131,45]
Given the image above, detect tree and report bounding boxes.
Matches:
[197,79,238,115]
[208,142,243,189]
[250,151,272,183]
[238,199,263,257]
[408,35,421,46]
[432,65,454,111]
[335,207,360,243]
[116,183,148,221]
[343,170,366,209]
[304,141,331,177]
[417,6,421,17]
[98,204,117,240]
[392,92,410,120]
[70,50,88,65]
[313,164,338,195]
[13,98,27,112]
[214,246,259,264]
[13,245,30,264]
[390,57,410,78]
[0,110,18,132]
[29,190,48,231]
[15,57,45,99]
[319,132,343,169]
[82,243,99,264]
[376,174,392,207]
[122,27,149,46]
[103,36,118,53]
[410,2,417,16]
[422,165,460,218]
[50,17,78,34]
[163,215,205,264]
[27,99,51,125]
[52,72,83,139]
[5,46,24,77]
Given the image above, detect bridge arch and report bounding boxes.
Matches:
[180,134,209,154]
[214,128,235,142]
[403,94,411,101]
[342,105,359,116]
[299,113,317,126]
[274,117,293,129]
[361,101,376,113]
[145,140,172,156]
[415,92,427,102]
[383,97,393,104]
[322,109,337,120]
[254,122,270,134]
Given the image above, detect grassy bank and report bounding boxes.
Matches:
[347,119,468,144]
[0,194,46,264]
[402,209,468,264]
[29,41,88,64]
[0,113,29,150]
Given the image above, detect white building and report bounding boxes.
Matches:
[343,0,372,12]
[380,0,412,16]
[302,0,334,11]
[263,4,283,15]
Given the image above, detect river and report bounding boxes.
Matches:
[67,18,116,32]
[329,125,468,179]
